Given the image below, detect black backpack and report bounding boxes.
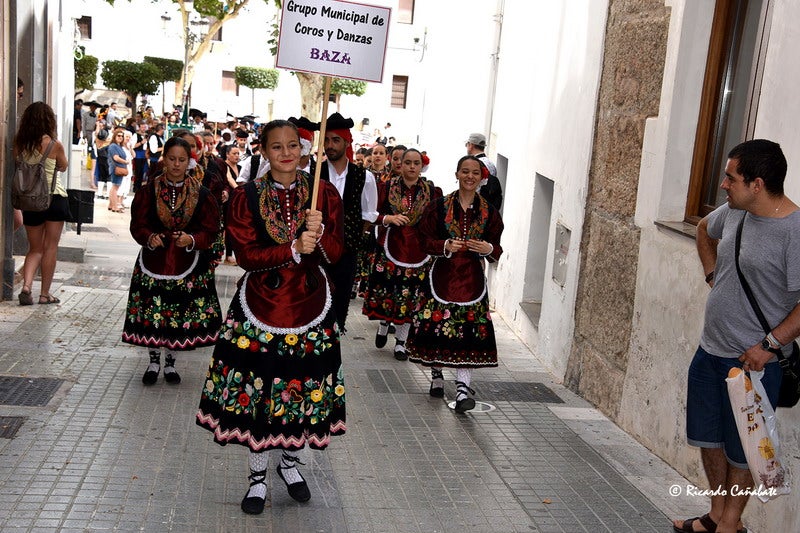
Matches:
[11,139,57,212]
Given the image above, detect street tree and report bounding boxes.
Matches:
[144,56,184,113]
[235,66,279,114]
[100,60,161,108]
[75,51,99,93]
[106,0,256,105]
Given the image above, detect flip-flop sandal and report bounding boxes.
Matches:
[673,513,748,533]
[39,295,61,305]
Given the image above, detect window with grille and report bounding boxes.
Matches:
[391,75,408,109]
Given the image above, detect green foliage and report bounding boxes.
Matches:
[144,56,184,82]
[234,66,279,90]
[74,52,99,91]
[100,60,162,99]
[331,78,367,97]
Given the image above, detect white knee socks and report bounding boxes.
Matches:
[246,451,268,499]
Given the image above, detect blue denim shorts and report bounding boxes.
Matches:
[686,345,781,468]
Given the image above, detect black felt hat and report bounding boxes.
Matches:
[289,116,320,132]
[326,112,354,130]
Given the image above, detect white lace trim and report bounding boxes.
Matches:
[383,226,430,268]
[137,248,199,280]
[429,257,487,305]
[239,266,332,335]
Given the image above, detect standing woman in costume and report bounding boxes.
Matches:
[406,155,504,412]
[367,143,390,184]
[362,148,442,360]
[196,120,345,511]
[14,102,70,305]
[121,136,223,385]
[221,145,241,265]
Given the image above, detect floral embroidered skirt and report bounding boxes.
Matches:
[195,300,345,452]
[121,260,222,350]
[406,296,498,368]
[361,248,429,324]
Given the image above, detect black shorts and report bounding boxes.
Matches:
[22,194,72,226]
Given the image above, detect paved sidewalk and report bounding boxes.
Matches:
[0,200,707,532]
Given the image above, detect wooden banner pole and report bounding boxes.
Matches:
[311,75,333,210]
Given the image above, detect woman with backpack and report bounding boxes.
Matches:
[12,102,69,305]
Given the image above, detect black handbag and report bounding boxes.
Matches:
[734,214,800,408]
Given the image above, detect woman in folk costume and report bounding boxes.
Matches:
[362,148,442,360]
[406,156,504,412]
[121,136,223,385]
[354,142,391,297]
[196,120,345,511]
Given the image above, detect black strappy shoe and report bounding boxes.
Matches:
[454,381,476,413]
[429,368,444,398]
[240,468,267,514]
[276,453,311,502]
[141,351,160,385]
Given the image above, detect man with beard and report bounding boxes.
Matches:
[320,112,378,333]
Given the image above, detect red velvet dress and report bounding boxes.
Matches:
[121,175,223,350]
[196,172,346,452]
[361,176,441,324]
[406,192,504,368]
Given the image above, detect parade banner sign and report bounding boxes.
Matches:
[276,0,391,83]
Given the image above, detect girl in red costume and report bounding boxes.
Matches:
[406,155,504,412]
[362,148,442,359]
[196,120,345,511]
[121,136,223,385]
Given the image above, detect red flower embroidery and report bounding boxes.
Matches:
[305,341,314,354]
[238,394,250,407]
[249,340,260,351]
[432,310,443,322]
[466,311,475,322]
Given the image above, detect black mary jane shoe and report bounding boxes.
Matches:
[163,368,181,384]
[429,369,445,398]
[276,454,311,502]
[375,323,389,348]
[241,469,267,514]
[163,355,181,384]
[393,340,408,361]
[454,381,476,413]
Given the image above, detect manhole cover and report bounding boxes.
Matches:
[0,416,25,439]
[447,400,496,413]
[476,381,563,403]
[0,376,63,406]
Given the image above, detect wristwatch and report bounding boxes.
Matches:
[761,334,780,351]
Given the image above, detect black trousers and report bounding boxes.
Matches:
[326,250,357,332]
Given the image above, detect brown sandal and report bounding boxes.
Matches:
[19,287,33,306]
[39,294,61,305]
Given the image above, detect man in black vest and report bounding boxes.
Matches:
[320,113,378,333]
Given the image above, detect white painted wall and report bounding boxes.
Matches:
[489,0,609,378]
[625,1,800,531]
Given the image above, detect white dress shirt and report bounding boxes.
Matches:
[326,159,378,223]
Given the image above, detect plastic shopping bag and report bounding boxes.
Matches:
[726,368,791,502]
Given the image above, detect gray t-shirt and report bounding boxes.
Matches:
[701,203,800,358]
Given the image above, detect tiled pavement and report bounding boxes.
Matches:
[0,202,707,532]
